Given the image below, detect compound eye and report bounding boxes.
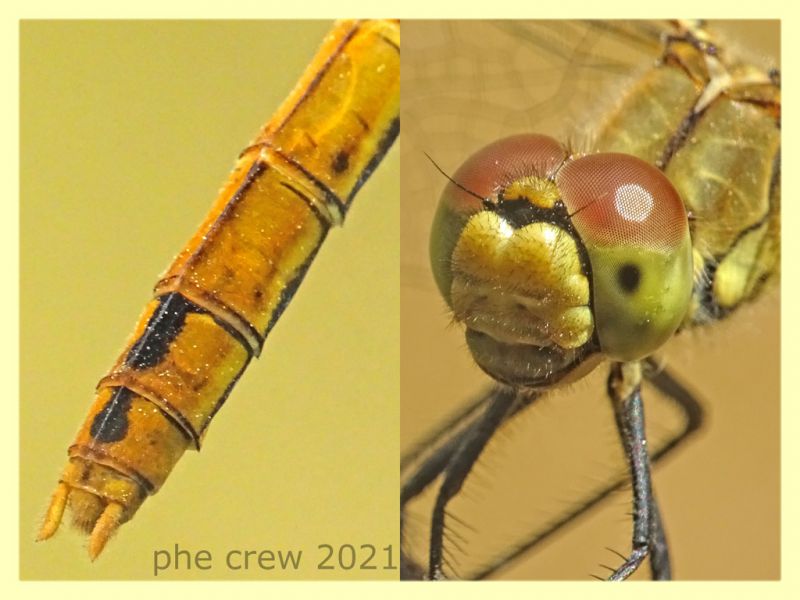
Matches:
[556,153,693,360]
[430,134,568,303]
[443,133,567,212]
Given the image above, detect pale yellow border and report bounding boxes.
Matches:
[5,0,798,598]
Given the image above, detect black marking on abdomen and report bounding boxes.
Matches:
[90,387,134,443]
[346,116,400,205]
[125,293,198,369]
[377,32,399,52]
[280,181,329,225]
[199,354,252,436]
[332,150,350,174]
[261,230,328,343]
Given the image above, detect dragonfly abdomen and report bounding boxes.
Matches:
[39,18,400,560]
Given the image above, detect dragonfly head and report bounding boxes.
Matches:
[430,134,693,388]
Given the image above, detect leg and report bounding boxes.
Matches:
[643,356,704,456]
[648,491,671,580]
[469,361,703,580]
[401,387,509,579]
[644,356,708,581]
[401,386,536,505]
[606,361,655,581]
[428,386,517,579]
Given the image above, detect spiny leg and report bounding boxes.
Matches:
[428,386,516,579]
[648,491,671,580]
[643,357,704,452]
[606,361,659,581]
[402,387,535,506]
[401,387,536,579]
[466,361,702,580]
[644,357,709,581]
[405,361,700,580]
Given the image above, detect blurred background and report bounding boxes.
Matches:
[400,20,779,581]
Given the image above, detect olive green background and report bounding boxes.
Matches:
[401,20,780,580]
[20,21,399,580]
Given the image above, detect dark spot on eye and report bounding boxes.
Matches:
[332,151,349,174]
[617,263,641,294]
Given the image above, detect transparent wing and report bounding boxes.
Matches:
[400,20,780,580]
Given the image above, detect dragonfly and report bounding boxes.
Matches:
[400,20,779,581]
[22,20,399,578]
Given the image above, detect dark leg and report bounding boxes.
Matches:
[648,492,671,580]
[606,361,655,581]
[401,386,535,580]
[467,361,702,580]
[428,386,517,579]
[403,361,703,580]
[643,357,704,451]
[644,356,708,581]
[401,386,536,505]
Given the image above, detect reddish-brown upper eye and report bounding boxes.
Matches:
[444,134,567,214]
[556,153,689,254]
[430,134,569,304]
[556,152,693,360]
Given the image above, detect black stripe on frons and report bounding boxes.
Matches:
[494,195,594,282]
[345,116,400,207]
[492,194,599,351]
[90,387,135,443]
[722,210,772,250]
[198,354,252,437]
[125,293,199,370]
[260,230,329,347]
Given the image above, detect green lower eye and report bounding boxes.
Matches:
[557,153,693,360]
